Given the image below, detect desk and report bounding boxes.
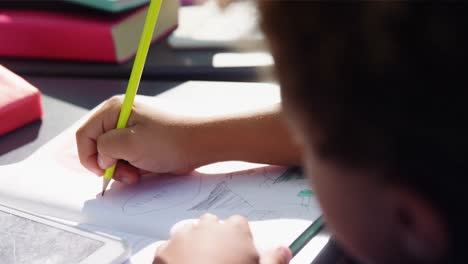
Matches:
[0,42,273,82]
[0,76,351,264]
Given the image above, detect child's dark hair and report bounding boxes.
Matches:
[259,2,468,262]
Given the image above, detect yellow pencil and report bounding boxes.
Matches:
[102,0,163,196]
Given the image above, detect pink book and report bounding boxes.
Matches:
[0,1,178,63]
[0,65,42,135]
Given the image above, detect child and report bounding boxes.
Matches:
[76,2,467,263]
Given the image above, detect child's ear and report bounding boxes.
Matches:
[385,186,448,262]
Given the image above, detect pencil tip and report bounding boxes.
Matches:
[102,177,111,197]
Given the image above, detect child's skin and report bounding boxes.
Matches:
[76,98,298,264]
[76,1,457,264]
[76,83,447,264]
[76,96,300,184]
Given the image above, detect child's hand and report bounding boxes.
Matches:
[76,96,201,184]
[77,96,300,184]
[153,214,292,264]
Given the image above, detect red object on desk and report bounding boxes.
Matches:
[0,2,178,63]
[0,65,42,135]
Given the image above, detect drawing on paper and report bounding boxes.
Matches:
[119,166,316,220]
[122,175,202,215]
[259,166,305,189]
[297,189,314,208]
[190,181,253,211]
[273,167,304,184]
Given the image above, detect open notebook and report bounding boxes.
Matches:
[0,81,326,263]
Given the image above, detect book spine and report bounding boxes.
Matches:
[0,11,117,62]
[118,25,177,63]
[67,0,149,13]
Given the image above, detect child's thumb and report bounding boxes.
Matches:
[260,246,292,264]
[96,127,138,169]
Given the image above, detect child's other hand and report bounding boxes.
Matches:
[76,96,200,184]
[153,214,292,264]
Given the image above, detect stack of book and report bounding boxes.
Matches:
[0,0,179,63]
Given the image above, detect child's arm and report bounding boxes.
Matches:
[153,214,291,264]
[76,96,300,184]
[188,102,301,168]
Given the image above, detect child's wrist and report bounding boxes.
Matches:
[185,117,238,168]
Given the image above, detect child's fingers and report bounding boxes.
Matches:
[170,220,196,238]
[112,161,140,184]
[76,134,102,176]
[169,219,197,237]
[96,126,140,165]
[97,153,116,171]
[76,116,104,175]
[76,97,125,175]
[259,246,292,264]
[226,214,252,237]
[198,213,220,226]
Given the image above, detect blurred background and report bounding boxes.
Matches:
[0,2,350,263]
[0,0,274,82]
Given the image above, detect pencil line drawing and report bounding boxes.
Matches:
[297,189,314,209]
[189,181,253,211]
[122,175,202,216]
[261,167,280,180]
[273,167,304,184]
[258,167,276,188]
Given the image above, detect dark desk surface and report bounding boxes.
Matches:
[0,41,273,82]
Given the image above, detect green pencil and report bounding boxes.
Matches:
[101,0,162,196]
[289,215,325,257]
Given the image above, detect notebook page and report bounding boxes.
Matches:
[0,81,324,261]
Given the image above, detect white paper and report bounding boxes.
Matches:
[0,157,320,239]
[0,81,326,263]
[0,145,324,263]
